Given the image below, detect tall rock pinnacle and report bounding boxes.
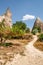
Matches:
[32,17,43,32]
[0,8,12,28]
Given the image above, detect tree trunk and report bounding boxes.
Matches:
[1,37,3,43]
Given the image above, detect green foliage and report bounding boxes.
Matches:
[0,20,12,43]
[12,21,27,36]
[39,34,43,42]
[35,26,41,33]
[32,26,41,35]
[32,29,38,35]
[33,26,41,33]
[3,26,12,39]
[0,20,5,43]
[0,43,13,47]
[12,21,26,31]
[26,28,30,33]
[0,20,30,43]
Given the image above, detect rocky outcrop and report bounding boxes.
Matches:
[32,17,43,32]
[0,8,12,28]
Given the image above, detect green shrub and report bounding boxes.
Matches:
[39,34,43,42]
[26,28,30,33]
[32,26,41,35]
[32,29,38,35]
[0,43,13,47]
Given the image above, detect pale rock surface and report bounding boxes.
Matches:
[0,8,12,28]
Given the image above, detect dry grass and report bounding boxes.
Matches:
[0,43,25,56]
[0,38,32,58]
[0,34,32,57]
[0,43,25,65]
[33,41,43,51]
[16,39,32,45]
[6,33,33,45]
[6,38,32,46]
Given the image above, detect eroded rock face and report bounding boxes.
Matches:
[0,8,12,28]
[32,17,43,32]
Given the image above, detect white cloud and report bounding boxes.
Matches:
[22,14,35,21]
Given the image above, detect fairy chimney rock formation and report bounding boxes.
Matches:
[0,8,12,28]
[32,17,43,32]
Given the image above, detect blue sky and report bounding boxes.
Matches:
[0,0,43,29]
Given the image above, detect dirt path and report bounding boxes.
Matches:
[26,35,43,55]
[5,36,43,65]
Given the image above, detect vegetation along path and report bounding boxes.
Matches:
[5,36,43,65]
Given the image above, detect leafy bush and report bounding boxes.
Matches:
[12,21,27,37]
[32,26,41,35]
[12,21,26,31]
[26,28,30,33]
[32,29,38,35]
[39,34,43,42]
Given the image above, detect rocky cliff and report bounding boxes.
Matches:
[0,8,12,28]
[32,17,43,32]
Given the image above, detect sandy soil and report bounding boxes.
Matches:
[0,35,43,65]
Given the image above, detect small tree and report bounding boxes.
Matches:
[12,21,26,37]
[35,26,41,33]
[12,21,26,31]
[0,20,5,43]
[26,28,30,33]
[0,20,12,43]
